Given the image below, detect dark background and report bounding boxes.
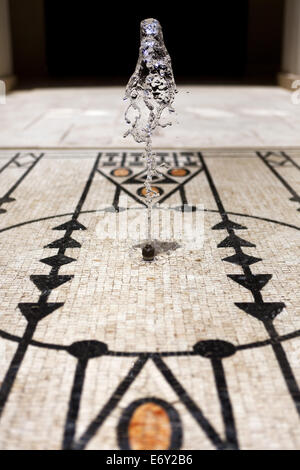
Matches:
[9,0,285,85]
[44,1,248,80]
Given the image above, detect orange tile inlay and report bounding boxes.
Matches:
[113,168,130,177]
[170,168,187,177]
[140,186,160,197]
[129,402,171,450]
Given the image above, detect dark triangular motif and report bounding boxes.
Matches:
[123,172,176,185]
[53,220,86,231]
[223,253,262,267]
[40,254,76,268]
[228,274,272,292]
[0,196,16,204]
[218,234,255,248]
[0,208,6,214]
[212,220,247,230]
[30,274,73,292]
[235,302,285,322]
[290,196,300,203]
[18,302,64,323]
[266,155,289,166]
[45,237,81,249]
[272,160,289,167]
[259,152,272,159]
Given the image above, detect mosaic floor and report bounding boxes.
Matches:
[0,148,299,450]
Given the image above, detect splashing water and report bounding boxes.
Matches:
[124,18,177,243]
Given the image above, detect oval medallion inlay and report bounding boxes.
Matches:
[117,398,182,450]
[138,186,163,198]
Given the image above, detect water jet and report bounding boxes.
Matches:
[124,18,177,261]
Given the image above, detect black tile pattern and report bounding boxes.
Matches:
[257,151,300,212]
[0,150,299,450]
[198,151,300,423]
[0,152,44,215]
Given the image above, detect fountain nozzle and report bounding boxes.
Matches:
[142,244,155,261]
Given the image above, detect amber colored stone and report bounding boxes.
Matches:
[140,186,160,197]
[129,402,171,450]
[170,168,187,177]
[113,168,130,177]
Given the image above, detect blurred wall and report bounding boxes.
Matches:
[9,0,47,77]
[278,0,300,89]
[0,0,13,78]
[282,0,300,74]
[247,0,284,79]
